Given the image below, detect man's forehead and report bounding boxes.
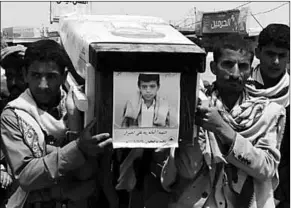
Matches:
[262,44,289,53]
[220,48,251,61]
[28,61,61,73]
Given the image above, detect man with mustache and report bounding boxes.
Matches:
[161,34,286,208]
[0,45,27,207]
[247,24,290,208]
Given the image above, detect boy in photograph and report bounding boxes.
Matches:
[121,73,173,128]
[117,73,174,207]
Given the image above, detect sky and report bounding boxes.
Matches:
[1,1,290,30]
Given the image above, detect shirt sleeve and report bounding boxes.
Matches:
[225,117,283,181]
[0,108,86,192]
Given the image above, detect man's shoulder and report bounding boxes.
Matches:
[246,79,265,89]
[264,101,286,117]
[0,97,9,112]
[245,95,285,119]
[0,107,20,134]
[1,107,17,121]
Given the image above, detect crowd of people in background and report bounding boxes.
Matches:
[0,23,289,208]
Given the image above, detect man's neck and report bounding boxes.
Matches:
[8,95,17,102]
[36,93,61,112]
[260,68,284,88]
[218,87,241,110]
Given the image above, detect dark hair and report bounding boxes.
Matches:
[1,45,26,71]
[138,74,160,87]
[24,39,71,74]
[213,34,254,64]
[258,24,290,50]
[1,53,25,71]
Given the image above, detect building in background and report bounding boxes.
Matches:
[2,26,60,46]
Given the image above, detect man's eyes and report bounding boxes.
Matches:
[221,61,250,70]
[266,51,277,57]
[238,63,250,70]
[30,73,58,79]
[31,72,41,78]
[279,53,288,58]
[266,52,288,58]
[47,74,58,79]
[221,61,235,68]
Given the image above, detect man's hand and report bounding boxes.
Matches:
[0,170,12,189]
[46,145,57,154]
[195,100,236,145]
[66,87,82,132]
[65,87,78,116]
[76,118,113,157]
[195,100,225,132]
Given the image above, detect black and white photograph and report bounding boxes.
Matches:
[0,1,289,208]
[113,72,180,148]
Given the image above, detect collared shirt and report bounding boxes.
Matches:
[0,89,95,206]
[162,100,284,208]
[140,98,155,127]
[251,65,290,206]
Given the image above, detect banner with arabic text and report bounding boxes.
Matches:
[202,10,242,34]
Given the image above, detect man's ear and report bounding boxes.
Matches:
[255,47,261,59]
[63,69,68,83]
[210,61,217,75]
[22,67,28,83]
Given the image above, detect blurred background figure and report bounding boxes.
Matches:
[0,44,26,208]
[0,37,9,100]
[0,44,27,108]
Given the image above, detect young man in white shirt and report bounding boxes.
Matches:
[247,23,290,208]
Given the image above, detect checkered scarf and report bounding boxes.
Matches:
[209,87,269,132]
[200,85,270,166]
[246,65,289,107]
[197,83,286,208]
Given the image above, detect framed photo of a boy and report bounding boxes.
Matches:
[113,72,180,148]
